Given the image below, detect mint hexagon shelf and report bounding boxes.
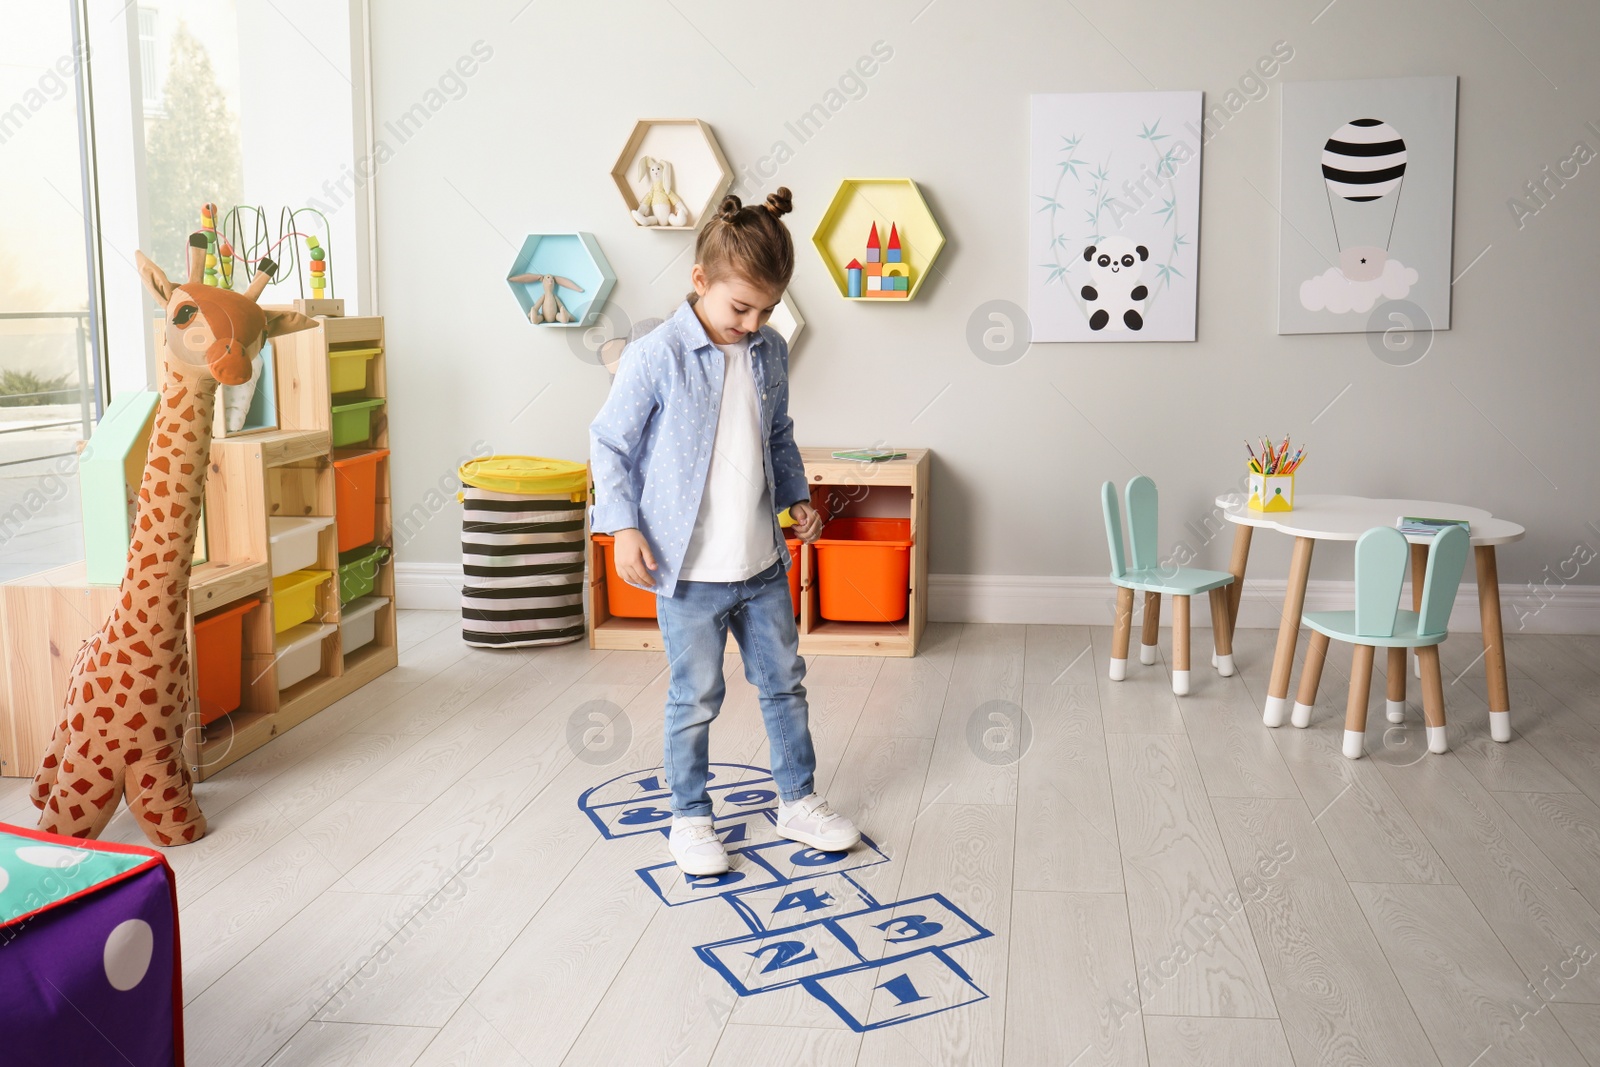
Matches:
[506,233,615,327]
[611,119,733,232]
[813,179,944,302]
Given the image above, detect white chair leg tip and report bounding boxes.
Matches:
[1488,711,1511,743]
[1171,669,1190,696]
[1342,730,1365,759]
[1139,643,1158,666]
[1215,653,1234,677]
[1291,702,1313,728]
[1263,695,1288,728]
[1108,658,1127,682]
[1386,699,1405,724]
[1427,725,1449,754]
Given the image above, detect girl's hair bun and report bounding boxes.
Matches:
[716,194,743,222]
[763,187,793,218]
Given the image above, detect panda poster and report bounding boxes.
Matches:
[1277,75,1457,335]
[1028,91,1203,343]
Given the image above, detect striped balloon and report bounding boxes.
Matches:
[1322,118,1407,202]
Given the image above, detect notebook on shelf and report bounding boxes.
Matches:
[832,449,906,462]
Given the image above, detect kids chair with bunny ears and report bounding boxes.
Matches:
[1102,477,1237,695]
[1291,524,1469,759]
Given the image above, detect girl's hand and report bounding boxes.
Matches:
[789,502,824,543]
[613,528,658,587]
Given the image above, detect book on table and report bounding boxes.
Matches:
[1397,515,1471,536]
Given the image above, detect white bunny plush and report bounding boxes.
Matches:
[631,156,689,227]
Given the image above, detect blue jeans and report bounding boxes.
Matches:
[657,562,815,818]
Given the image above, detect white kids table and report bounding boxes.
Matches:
[1214,493,1525,741]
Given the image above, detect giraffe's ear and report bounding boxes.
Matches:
[263,309,318,338]
[135,251,177,305]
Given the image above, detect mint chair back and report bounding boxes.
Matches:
[1101,481,1127,579]
[1124,476,1160,572]
[1417,524,1469,636]
[1352,526,1409,639]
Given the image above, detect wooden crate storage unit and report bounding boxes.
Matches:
[0,306,397,782]
[587,448,929,657]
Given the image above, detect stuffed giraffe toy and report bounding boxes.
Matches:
[32,234,315,846]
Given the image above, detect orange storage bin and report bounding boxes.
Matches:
[592,533,658,618]
[784,536,801,617]
[194,597,259,726]
[333,448,389,553]
[813,517,912,623]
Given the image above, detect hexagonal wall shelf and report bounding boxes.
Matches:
[813,178,945,301]
[768,291,804,349]
[506,233,616,327]
[611,119,733,232]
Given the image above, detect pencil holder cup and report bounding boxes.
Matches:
[1247,470,1295,512]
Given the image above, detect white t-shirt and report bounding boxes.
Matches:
[678,337,779,582]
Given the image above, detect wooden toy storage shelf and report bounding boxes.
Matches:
[0,307,396,782]
[586,448,929,658]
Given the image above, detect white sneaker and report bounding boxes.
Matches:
[669,816,729,876]
[774,794,860,852]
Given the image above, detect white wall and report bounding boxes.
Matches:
[237,0,370,313]
[366,0,1600,616]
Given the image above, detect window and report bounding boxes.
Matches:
[0,4,97,579]
[137,7,162,114]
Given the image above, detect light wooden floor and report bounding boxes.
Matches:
[5,612,1600,1066]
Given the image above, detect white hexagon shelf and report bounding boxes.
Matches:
[505,233,615,327]
[767,291,804,349]
[611,119,733,232]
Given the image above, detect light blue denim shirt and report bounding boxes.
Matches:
[589,300,810,598]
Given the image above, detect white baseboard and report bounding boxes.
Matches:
[395,564,1600,635]
[394,562,465,611]
[925,574,1600,635]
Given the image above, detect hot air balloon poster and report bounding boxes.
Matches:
[1277,76,1458,335]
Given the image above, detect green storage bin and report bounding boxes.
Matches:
[338,543,390,604]
[330,395,385,447]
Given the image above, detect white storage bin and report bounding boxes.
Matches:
[340,595,388,654]
[268,516,335,577]
[275,621,335,690]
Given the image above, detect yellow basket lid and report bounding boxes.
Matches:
[458,455,588,499]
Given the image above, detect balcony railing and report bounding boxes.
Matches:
[0,310,100,468]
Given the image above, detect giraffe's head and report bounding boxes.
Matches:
[136,234,316,386]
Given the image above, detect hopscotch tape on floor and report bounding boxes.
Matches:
[578,762,992,1033]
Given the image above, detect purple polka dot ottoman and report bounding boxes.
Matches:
[0,822,183,1067]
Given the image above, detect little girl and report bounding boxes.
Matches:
[590,188,860,876]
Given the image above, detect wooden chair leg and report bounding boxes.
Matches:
[1208,587,1234,677]
[1141,592,1162,666]
[1418,645,1448,753]
[1386,646,1407,724]
[1172,595,1191,695]
[1293,630,1330,728]
[1344,644,1375,759]
[1110,586,1135,681]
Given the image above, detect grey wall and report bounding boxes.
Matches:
[369,0,1600,594]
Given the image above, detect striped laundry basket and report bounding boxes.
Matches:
[458,455,589,647]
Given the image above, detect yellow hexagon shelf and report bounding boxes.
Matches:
[813,178,944,302]
[611,119,733,232]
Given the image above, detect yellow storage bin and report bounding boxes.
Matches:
[329,346,380,394]
[272,568,332,633]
